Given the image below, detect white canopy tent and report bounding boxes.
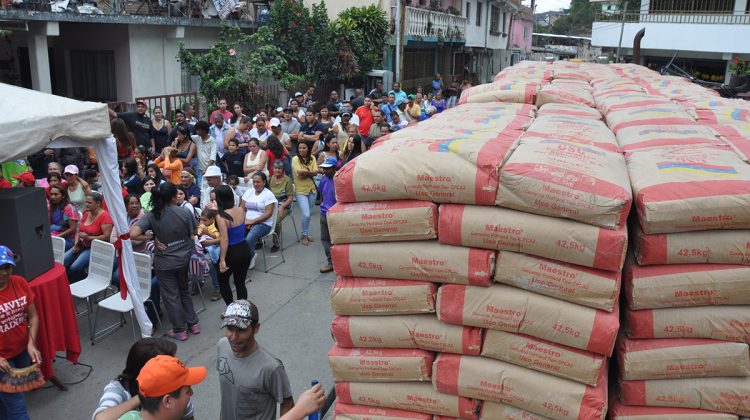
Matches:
[0,83,152,337]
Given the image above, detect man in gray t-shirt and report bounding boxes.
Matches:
[218,300,293,420]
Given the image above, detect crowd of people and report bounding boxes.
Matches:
[0,76,470,419]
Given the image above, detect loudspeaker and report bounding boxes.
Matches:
[0,188,54,279]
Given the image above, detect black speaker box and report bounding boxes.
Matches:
[0,187,55,279]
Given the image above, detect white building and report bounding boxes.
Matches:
[590,0,750,83]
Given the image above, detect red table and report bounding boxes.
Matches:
[29,263,82,382]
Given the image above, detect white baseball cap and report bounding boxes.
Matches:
[204,166,222,178]
[269,117,281,127]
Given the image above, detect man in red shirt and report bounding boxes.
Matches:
[0,174,11,189]
[210,98,233,124]
[355,97,375,138]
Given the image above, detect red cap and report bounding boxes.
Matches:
[137,355,206,397]
[12,172,35,185]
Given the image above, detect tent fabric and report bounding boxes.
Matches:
[0,83,152,337]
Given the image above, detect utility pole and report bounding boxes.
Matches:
[395,0,403,84]
[616,1,629,62]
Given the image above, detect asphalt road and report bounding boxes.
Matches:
[26,210,336,420]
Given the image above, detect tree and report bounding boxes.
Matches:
[550,0,596,36]
[333,5,389,82]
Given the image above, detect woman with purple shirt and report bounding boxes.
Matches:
[318,156,338,274]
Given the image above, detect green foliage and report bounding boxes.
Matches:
[333,5,388,82]
[550,0,596,36]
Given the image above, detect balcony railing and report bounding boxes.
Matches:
[405,6,467,40]
[595,11,750,24]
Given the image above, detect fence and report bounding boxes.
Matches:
[596,11,750,24]
[135,92,199,120]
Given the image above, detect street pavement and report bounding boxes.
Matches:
[26,210,336,419]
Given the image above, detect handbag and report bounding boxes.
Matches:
[0,363,46,393]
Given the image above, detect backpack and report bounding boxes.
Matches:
[188,243,210,286]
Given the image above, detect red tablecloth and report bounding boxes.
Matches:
[29,263,82,379]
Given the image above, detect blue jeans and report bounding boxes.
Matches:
[194,167,203,188]
[63,247,91,283]
[295,192,317,237]
[0,350,31,420]
[245,224,273,260]
[205,245,220,290]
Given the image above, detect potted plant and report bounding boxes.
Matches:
[728,56,750,88]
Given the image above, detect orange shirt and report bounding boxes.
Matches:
[154,156,183,184]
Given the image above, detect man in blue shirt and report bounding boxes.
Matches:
[318,156,338,273]
[380,93,398,124]
[296,110,325,148]
[391,82,407,104]
[209,112,231,162]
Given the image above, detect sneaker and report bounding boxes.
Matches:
[320,264,334,273]
[210,290,222,302]
[301,237,309,246]
[270,244,279,253]
[165,330,188,341]
[188,324,201,335]
[249,253,257,270]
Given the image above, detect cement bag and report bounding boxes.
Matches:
[604,104,696,134]
[625,305,750,344]
[331,315,483,355]
[336,382,479,420]
[494,251,620,312]
[497,139,632,229]
[481,329,606,386]
[327,201,438,244]
[626,146,750,233]
[535,103,602,120]
[436,284,620,356]
[334,109,529,205]
[550,79,593,92]
[617,336,750,380]
[609,399,739,420]
[331,241,494,286]
[432,354,608,420]
[521,114,620,152]
[328,345,435,382]
[633,225,750,266]
[616,124,724,152]
[438,204,628,272]
[686,101,750,125]
[331,277,437,316]
[534,85,595,108]
[619,376,750,416]
[552,70,591,82]
[595,93,673,115]
[480,402,551,420]
[624,262,750,309]
[334,402,434,420]
[458,81,539,105]
[712,123,750,163]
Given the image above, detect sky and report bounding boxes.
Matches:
[524,0,572,13]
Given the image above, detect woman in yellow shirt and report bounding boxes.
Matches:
[291,142,319,245]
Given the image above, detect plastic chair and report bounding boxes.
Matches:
[69,239,116,342]
[282,205,300,251]
[51,236,66,265]
[259,201,285,273]
[91,252,163,344]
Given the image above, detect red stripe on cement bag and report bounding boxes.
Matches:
[535,103,602,120]
[334,107,530,205]
[459,81,540,105]
[335,382,479,420]
[633,224,750,266]
[438,204,627,272]
[521,114,620,153]
[596,94,674,115]
[534,85,595,108]
[327,345,435,382]
[432,354,607,420]
[497,139,631,229]
[627,146,750,234]
[331,276,437,316]
[625,305,750,344]
[616,124,725,152]
[624,261,750,309]
[481,329,606,386]
[436,284,619,356]
[480,401,552,420]
[617,336,750,381]
[331,241,494,286]
[334,402,434,420]
[712,122,750,163]
[619,376,750,416]
[331,315,482,355]
[609,399,739,420]
[605,104,696,134]
[494,251,620,312]
[327,201,438,244]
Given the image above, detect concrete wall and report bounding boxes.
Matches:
[510,17,532,53]
[464,0,509,49]
[592,21,750,54]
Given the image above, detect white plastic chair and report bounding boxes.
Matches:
[259,201,285,273]
[51,236,66,265]
[69,239,116,342]
[92,252,162,344]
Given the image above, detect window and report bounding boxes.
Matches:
[489,5,501,34]
[523,26,530,40]
[476,1,482,27]
[466,1,470,23]
[70,50,116,102]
